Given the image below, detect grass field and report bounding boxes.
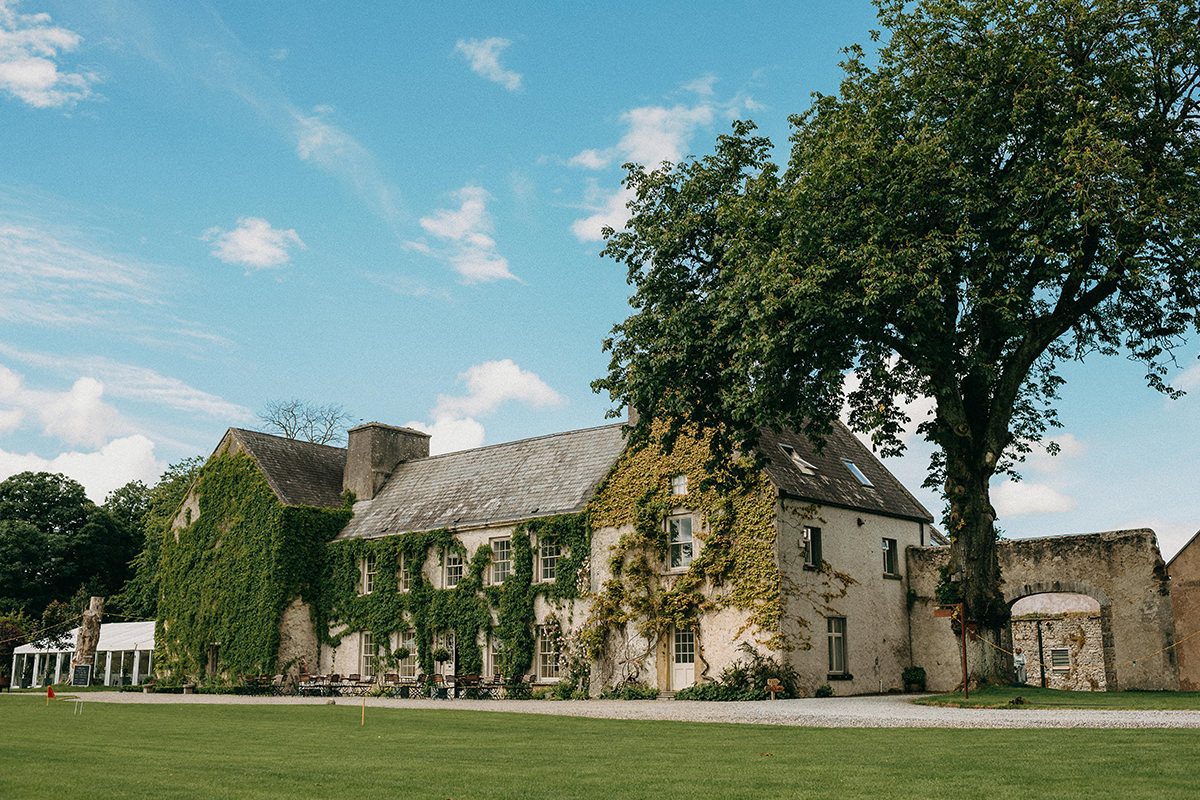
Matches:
[917,685,1200,709]
[1,697,1198,799]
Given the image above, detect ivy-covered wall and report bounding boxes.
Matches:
[321,513,590,683]
[155,451,350,681]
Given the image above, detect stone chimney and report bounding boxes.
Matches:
[343,422,430,501]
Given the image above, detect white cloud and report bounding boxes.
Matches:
[433,359,564,419]
[0,434,164,503]
[417,185,517,283]
[0,0,99,108]
[1114,519,1198,562]
[1172,362,1200,393]
[568,149,611,170]
[203,217,305,270]
[38,376,117,448]
[405,415,486,456]
[571,185,634,243]
[0,347,252,420]
[453,37,521,91]
[407,359,564,455]
[991,479,1077,516]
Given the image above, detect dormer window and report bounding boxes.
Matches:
[779,444,816,475]
[670,474,688,496]
[843,460,873,487]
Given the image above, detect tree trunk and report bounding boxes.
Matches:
[945,454,1010,683]
[73,596,104,683]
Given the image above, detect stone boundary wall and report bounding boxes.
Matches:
[907,529,1178,692]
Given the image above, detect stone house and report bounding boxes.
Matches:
[1167,530,1200,690]
[156,416,937,695]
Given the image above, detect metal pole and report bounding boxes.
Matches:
[1036,619,1046,689]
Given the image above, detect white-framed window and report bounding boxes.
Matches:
[397,630,417,678]
[843,460,873,486]
[360,554,376,595]
[361,631,379,679]
[489,637,506,678]
[668,516,694,571]
[827,617,847,675]
[444,548,463,588]
[536,625,559,680]
[882,538,899,576]
[540,541,562,583]
[1050,648,1070,672]
[491,537,511,585]
[803,526,822,569]
[398,552,410,593]
[670,474,688,495]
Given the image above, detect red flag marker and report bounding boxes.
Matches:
[46,685,55,706]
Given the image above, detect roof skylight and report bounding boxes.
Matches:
[843,460,873,487]
[779,444,816,475]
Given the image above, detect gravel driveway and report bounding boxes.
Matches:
[65,691,1200,728]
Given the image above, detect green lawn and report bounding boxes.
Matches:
[916,684,1200,710]
[1,697,1197,799]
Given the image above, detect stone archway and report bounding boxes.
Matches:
[907,529,1178,692]
[1008,592,1110,690]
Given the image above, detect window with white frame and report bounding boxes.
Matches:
[398,552,410,593]
[670,474,688,495]
[778,443,817,475]
[536,625,559,680]
[1050,648,1070,672]
[540,540,562,583]
[360,554,376,595]
[444,548,463,588]
[803,526,822,569]
[397,630,417,678]
[843,459,874,486]
[361,631,379,678]
[882,538,899,576]
[491,537,511,584]
[489,637,506,678]
[668,516,694,571]
[827,617,847,675]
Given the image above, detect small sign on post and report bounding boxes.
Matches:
[71,664,92,687]
[766,678,783,700]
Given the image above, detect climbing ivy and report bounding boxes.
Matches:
[322,513,590,682]
[155,452,350,680]
[583,421,851,670]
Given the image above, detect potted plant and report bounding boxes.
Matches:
[902,666,926,693]
[431,647,450,666]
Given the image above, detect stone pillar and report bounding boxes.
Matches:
[73,596,104,684]
[1100,605,1118,691]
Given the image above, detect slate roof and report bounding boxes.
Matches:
[338,423,628,540]
[224,428,348,509]
[756,421,933,523]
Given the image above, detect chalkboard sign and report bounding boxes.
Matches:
[71,664,92,687]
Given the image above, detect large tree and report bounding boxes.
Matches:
[595,0,1200,678]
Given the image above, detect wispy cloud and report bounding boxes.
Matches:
[454,37,521,91]
[991,479,1077,516]
[0,218,160,327]
[416,185,518,283]
[407,359,564,454]
[0,435,163,503]
[569,81,756,241]
[0,0,100,108]
[203,216,305,270]
[0,344,252,419]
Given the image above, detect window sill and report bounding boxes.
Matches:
[826,673,854,681]
[883,573,902,581]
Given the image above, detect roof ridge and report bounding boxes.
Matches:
[227,427,348,454]
[415,421,626,461]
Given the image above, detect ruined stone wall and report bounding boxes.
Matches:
[1011,614,1106,691]
[908,529,1178,692]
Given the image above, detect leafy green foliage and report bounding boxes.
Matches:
[156,452,349,680]
[323,513,590,682]
[112,457,203,619]
[674,644,802,701]
[595,0,1200,644]
[0,471,137,617]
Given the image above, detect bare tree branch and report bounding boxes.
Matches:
[257,399,352,445]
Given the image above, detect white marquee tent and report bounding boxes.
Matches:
[11,621,155,688]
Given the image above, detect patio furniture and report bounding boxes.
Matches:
[454,673,480,699]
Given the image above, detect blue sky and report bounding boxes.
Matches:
[1,0,1197,559]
